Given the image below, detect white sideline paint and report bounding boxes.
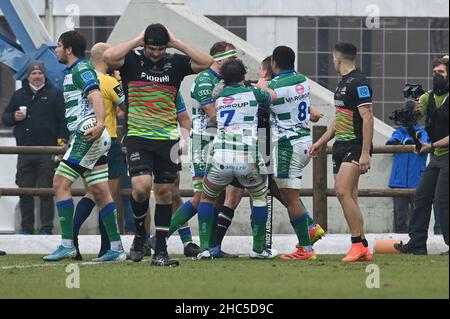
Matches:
[0,234,447,255]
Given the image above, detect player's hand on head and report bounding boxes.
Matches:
[166,27,178,48]
[137,30,145,46]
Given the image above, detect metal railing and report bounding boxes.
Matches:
[0,126,418,231]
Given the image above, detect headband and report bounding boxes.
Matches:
[213,49,238,61]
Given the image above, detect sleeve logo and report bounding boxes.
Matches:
[114,85,124,97]
[357,86,371,99]
[80,71,95,83]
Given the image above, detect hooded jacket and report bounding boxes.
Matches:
[387,125,428,188]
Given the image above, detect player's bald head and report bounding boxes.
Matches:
[91,42,111,64]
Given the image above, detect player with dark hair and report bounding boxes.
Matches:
[212,54,326,254]
[196,58,278,259]
[310,42,374,262]
[167,41,238,258]
[256,46,319,261]
[104,24,213,266]
[43,31,125,262]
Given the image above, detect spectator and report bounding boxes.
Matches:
[1,61,69,235]
[386,124,428,233]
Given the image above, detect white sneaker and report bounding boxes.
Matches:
[250,248,278,259]
[196,250,213,260]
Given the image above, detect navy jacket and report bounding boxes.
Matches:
[387,125,428,188]
[1,80,68,146]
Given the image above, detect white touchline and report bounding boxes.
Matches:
[0,258,151,271]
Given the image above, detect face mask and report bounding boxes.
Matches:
[29,82,45,92]
[433,73,449,95]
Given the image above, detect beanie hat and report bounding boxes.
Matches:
[26,60,46,77]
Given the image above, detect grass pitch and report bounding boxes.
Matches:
[0,254,448,299]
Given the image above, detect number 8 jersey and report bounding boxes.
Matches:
[269,70,311,145]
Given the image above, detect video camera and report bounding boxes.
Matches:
[403,83,425,100]
[388,84,426,151]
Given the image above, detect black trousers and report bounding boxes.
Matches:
[394,196,414,233]
[408,154,449,248]
[15,154,56,233]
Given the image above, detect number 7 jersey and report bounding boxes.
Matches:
[269,70,311,144]
[214,84,271,152]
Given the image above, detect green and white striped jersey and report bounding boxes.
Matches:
[63,59,100,134]
[213,84,271,153]
[269,70,311,144]
[190,67,222,136]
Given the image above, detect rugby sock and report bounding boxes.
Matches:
[306,214,315,228]
[154,204,172,254]
[168,200,197,237]
[98,214,111,256]
[198,202,215,251]
[210,208,219,247]
[56,198,75,246]
[251,206,268,253]
[215,206,235,247]
[131,196,149,238]
[362,238,368,247]
[73,197,95,251]
[99,202,123,251]
[290,213,312,247]
[178,226,193,246]
[351,236,362,244]
[123,196,136,232]
[299,199,315,228]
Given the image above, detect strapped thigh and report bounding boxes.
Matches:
[84,167,109,186]
[55,161,81,182]
[247,181,268,207]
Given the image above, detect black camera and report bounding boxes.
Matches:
[403,83,425,100]
[389,101,420,127]
[389,83,425,126]
[388,84,426,151]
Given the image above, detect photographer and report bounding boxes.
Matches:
[395,56,449,255]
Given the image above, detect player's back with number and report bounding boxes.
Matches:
[269,72,311,142]
[215,85,271,155]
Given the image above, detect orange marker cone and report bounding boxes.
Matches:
[374,240,401,254]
